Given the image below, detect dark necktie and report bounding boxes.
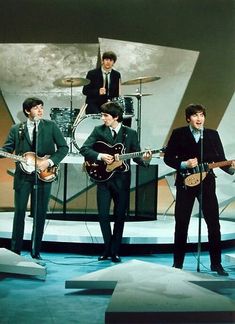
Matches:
[112,129,117,140]
[32,123,36,151]
[105,72,110,97]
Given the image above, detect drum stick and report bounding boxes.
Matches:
[72,103,87,129]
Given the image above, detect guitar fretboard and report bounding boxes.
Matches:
[208,160,233,170]
[0,150,26,163]
[119,149,161,161]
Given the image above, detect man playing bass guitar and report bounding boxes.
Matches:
[0,97,68,261]
[80,101,152,263]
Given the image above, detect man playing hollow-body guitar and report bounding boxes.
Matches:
[80,101,152,263]
[164,103,235,276]
[0,97,68,260]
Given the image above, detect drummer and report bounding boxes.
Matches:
[82,51,121,115]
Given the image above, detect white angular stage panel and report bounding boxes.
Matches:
[225,253,235,264]
[65,260,235,323]
[0,248,46,278]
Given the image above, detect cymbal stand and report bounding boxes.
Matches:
[69,81,75,154]
[136,80,143,143]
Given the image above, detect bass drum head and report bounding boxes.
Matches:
[72,114,102,151]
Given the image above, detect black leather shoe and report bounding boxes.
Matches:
[111,255,121,263]
[31,253,42,260]
[211,264,229,276]
[98,255,109,261]
[173,263,183,269]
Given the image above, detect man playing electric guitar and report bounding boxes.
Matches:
[0,97,68,261]
[80,101,152,263]
[164,103,235,276]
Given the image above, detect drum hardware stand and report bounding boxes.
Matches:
[53,77,90,155]
[135,83,143,143]
[122,76,161,218]
[122,76,160,144]
[68,80,75,155]
[53,76,90,217]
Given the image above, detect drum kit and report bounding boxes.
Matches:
[51,75,160,153]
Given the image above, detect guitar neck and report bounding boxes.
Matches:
[119,149,160,161]
[0,150,26,163]
[208,160,233,170]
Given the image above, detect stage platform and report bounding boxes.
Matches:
[0,211,234,252]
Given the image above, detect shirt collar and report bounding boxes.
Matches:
[102,68,112,74]
[110,123,121,134]
[189,125,203,133]
[27,119,40,127]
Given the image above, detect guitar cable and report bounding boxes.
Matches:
[82,170,99,245]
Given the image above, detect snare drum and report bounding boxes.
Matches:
[50,107,80,137]
[72,114,102,150]
[112,96,134,116]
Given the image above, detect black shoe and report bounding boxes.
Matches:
[98,255,109,261]
[211,264,229,276]
[31,253,42,260]
[111,255,121,263]
[173,263,183,269]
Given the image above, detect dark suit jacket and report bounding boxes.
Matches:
[1,119,69,189]
[164,126,231,186]
[82,67,121,114]
[80,124,145,169]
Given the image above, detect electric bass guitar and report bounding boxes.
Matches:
[84,141,164,182]
[0,150,58,182]
[182,160,234,187]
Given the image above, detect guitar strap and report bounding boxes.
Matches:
[18,122,25,155]
[121,125,127,145]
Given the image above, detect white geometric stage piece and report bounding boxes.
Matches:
[225,253,235,264]
[0,248,46,279]
[65,260,235,323]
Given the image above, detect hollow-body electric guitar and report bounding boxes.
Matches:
[0,150,58,182]
[181,160,234,187]
[84,141,164,182]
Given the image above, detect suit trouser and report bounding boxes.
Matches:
[11,179,51,254]
[97,173,130,255]
[173,175,221,267]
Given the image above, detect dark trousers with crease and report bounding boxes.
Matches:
[11,178,51,255]
[173,174,222,267]
[97,172,130,255]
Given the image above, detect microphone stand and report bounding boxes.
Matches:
[197,128,203,272]
[32,120,39,253]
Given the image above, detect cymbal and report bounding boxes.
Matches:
[124,93,152,97]
[54,77,90,87]
[122,76,160,85]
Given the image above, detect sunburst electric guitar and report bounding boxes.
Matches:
[182,160,234,187]
[84,141,164,182]
[0,150,58,182]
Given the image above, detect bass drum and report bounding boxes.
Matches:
[72,114,102,151]
[112,96,134,116]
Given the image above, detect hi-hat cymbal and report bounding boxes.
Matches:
[54,77,90,87]
[124,93,152,97]
[122,76,160,85]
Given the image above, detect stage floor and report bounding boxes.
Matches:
[0,211,234,246]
